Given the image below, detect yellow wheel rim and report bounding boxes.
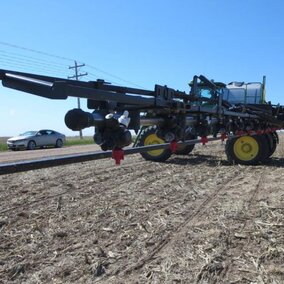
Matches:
[233,136,259,161]
[144,134,165,157]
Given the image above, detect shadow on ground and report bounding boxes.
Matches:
[164,154,284,168]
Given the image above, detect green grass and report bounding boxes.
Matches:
[64,136,94,147]
[0,137,8,152]
[0,143,8,151]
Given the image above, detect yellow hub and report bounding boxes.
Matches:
[144,133,165,157]
[233,136,259,161]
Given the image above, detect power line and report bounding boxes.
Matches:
[0,49,68,68]
[87,71,121,85]
[0,59,67,77]
[85,64,145,88]
[0,54,66,73]
[0,41,145,88]
[0,41,75,62]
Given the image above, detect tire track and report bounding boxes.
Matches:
[218,168,266,282]
[112,166,255,277]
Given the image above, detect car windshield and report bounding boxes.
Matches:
[20,131,37,136]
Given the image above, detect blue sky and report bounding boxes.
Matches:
[0,0,284,136]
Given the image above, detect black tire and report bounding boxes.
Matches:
[55,139,63,148]
[27,140,36,150]
[225,135,269,165]
[175,144,195,155]
[270,131,278,156]
[265,132,278,159]
[136,126,172,162]
[175,133,196,155]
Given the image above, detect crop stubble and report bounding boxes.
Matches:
[0,141,283,283]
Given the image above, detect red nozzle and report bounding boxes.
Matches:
[112,148,124,165]
[201,136,208,145]
[170,140,178,153]
[220,133,228,141]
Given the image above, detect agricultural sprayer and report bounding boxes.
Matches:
[1,68,284,173]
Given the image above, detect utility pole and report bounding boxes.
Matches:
[68,61,88,139]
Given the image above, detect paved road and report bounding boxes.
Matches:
[0,145,102,163]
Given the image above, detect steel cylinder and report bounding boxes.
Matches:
[65,109,105,131]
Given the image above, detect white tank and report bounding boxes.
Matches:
[223,81,263,104]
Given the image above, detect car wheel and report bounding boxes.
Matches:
[55,139,63,148]
[27,140,36,150]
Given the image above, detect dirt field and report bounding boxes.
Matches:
[0,140,284,283]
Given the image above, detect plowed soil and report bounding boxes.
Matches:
[0,140,284,283]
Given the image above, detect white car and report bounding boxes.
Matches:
[7,129,66,150]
